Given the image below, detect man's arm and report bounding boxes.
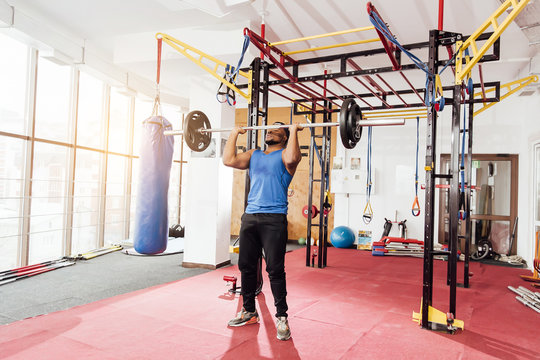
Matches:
[282,124,303,175]
[222,127,254,170]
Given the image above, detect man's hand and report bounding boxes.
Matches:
[232,126,247,135]
[290,123,304,132]
[223,126,252,169]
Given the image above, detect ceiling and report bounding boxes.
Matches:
[5,0,540,108]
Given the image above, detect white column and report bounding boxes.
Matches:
[183,76,234,268]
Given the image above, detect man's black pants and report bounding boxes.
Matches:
[238,213,288,318]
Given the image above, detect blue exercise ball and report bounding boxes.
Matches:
[330,226,356,248]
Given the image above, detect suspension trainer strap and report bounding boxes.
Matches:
[412,116,421,216]
[216,35,250,106]
[363,126,373,224]
[323,189,332,216]
[459,98,468,220]
[369,10,460,109]
[216,65,237,106]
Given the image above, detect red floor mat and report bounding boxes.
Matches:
[1,248,539,359]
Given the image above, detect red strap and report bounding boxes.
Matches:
[260,23,265,60]
[438,0,444,31]
[157,38,162,85]
[411,196,421,217]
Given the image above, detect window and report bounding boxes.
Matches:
[34,57,72,143]
[161,104,181,127]
[77,72,104,149]
[169,162,180,226]
[133,98,153,157]
[108,90,130,155]
[0,136,26,271]
[129,157,139,238]
[104,154,127,245]
[162,104,182,161]
[0,34,28,136]
[72,148,102,254]
[28,142,69,263]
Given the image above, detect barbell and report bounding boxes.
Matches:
[163,99,405,152]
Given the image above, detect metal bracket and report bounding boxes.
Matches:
[156,33,253,103]
[455,0,531,84]
[473,75,539,116]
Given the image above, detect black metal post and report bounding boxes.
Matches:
[323,103,332,268]
[448,84,461,317]
[318,101,330,269]
[261,62,269,150]
[306,110,315,267]
[421,29,439,329]
[243,57,264,293]
[245,58,261,208]
[464,87,474,288]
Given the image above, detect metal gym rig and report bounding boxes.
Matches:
[159,0,535,332]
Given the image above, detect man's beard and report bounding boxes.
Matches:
[265,139,280,145]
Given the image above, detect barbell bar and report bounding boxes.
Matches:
[162,99,406,152]
[163,118,404,136]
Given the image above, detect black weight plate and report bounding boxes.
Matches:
[347,102,362,145]
[471,240,493,260]
[339,99,356,149]
[479,240,493,258]
[183,110,212,152]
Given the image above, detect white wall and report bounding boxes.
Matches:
[183,75,234,267]
[334,90,540,269]
[334,116,428,243]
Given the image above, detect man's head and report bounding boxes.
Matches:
[264,122,289,147]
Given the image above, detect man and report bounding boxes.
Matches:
[222,121,303,341]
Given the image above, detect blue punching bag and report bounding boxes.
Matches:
[133,116,174,254]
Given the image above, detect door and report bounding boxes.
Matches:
[439,154,518,255]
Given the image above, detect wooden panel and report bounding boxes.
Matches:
[230,107,337,241]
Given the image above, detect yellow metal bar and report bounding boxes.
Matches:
[364,108,426,116]
[454,40,464,83]
[402,115,427,119]
[270,26,375,46]
[156,33,253,103]
[283,38,380,56]
[491,18,499,30]
[365,114,427,119]
[473,75,538,116]
[470,40,479,56]
[456,0,530,84]
[364,112,426,119]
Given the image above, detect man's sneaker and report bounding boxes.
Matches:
[276,316,291,340]
[227,308,259,327]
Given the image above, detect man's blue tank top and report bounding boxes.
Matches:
[245,149,293,214]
